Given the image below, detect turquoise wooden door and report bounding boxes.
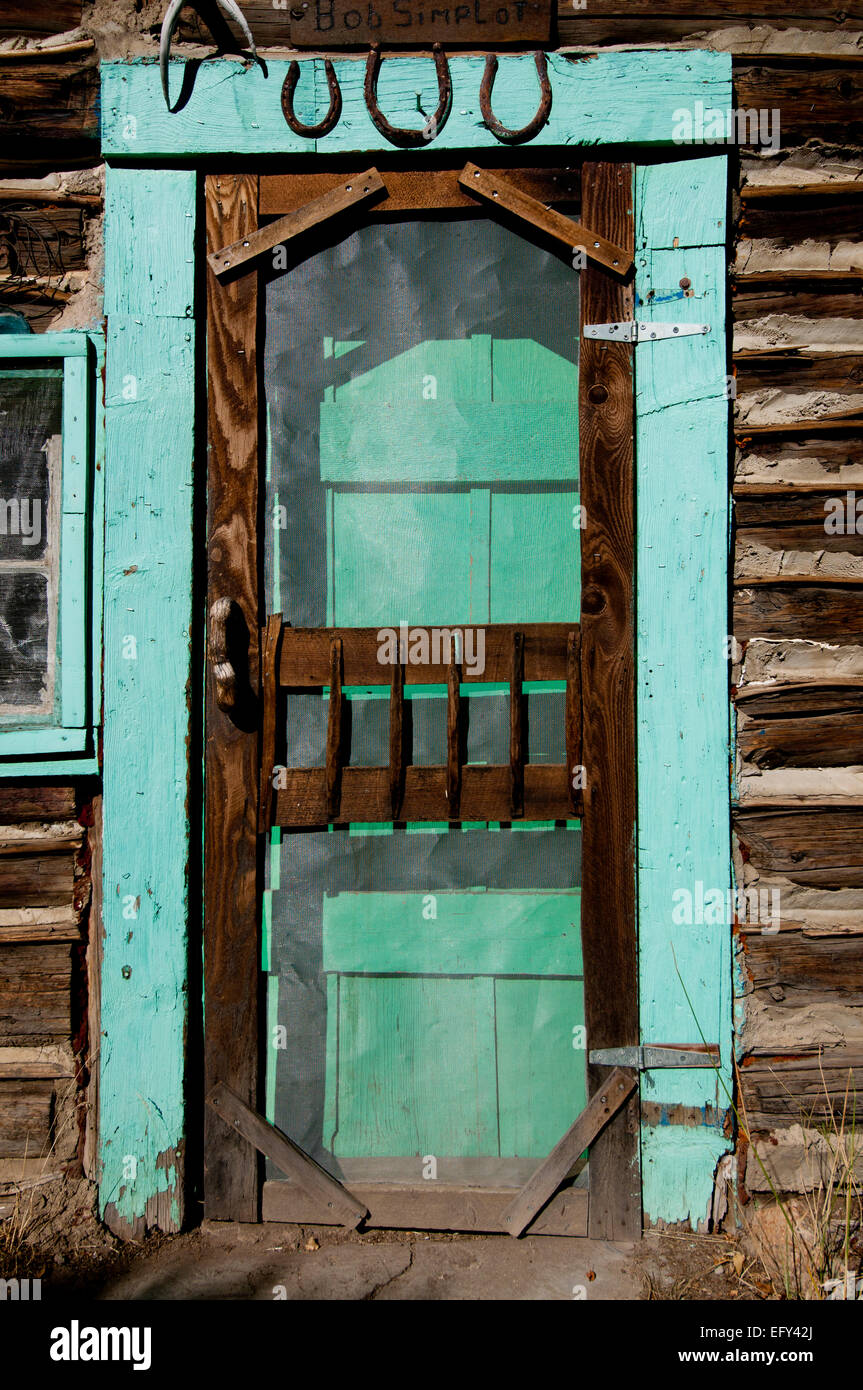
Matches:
[264,219,584,1180]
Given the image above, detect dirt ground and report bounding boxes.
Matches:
[0,1175,784,1301]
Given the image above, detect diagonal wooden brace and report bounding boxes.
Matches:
[500,1067,638,1237]
[208,169,386,278]
[207,1082,368,1229]
[458,163,633,277]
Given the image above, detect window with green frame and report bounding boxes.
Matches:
[0,333,100,765]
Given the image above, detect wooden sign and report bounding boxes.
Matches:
[289,0,553,47]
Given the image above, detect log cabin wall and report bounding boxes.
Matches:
[0,0,861,1230]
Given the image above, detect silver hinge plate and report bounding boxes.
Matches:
[584,321,710,343]
[589,1045,720,1069]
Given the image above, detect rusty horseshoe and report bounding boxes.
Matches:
[281,60,343,139]
[364,43,452,148]
[480,53,552,145]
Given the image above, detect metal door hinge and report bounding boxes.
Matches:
[584,321,710,343]
[589,1044,720,1069]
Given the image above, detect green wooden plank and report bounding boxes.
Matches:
[100,53,732,158]
[495,977,587,1158]
[635,158,732,1224]
[323,890,582,975]
[0,727,89,754]
[332,491,472,626]
[636,156,728,251]
[0,748,98,776]
[104,167,195,319]
[61,353,87,514]
[0,334,87,358]
[99,166,196,1237]
[58,510,86,727]
[490,491,580,624]
[329,974,498,1157]
[320,402,579,483]
[88,334,106,730]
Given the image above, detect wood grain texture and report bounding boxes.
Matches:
[208,170,385,278]
[279,622,576,685]
[389,660,405,820]
[740,1052,862,1129]
[0,944,71,1040]
[100,53,732,158]
[0,2,81,35]
[0,1078,53,1158]
[459,163,632,274]
[636,158,732,1227]
[275,763,572,825]
[735,805,863,888]
[578,162,639,1242]
[260,165,581,216]
[738,683,863,769]
[207,1082,366,1228]
[735,582,863,639]
[509,631,524,819]
[0,787,75,823]
[101,168,196,1238]
[205,173,262,1223]
[743,932,863,1004]
[262,1177,588,1234]
[734,66,863,140]
[0,58,98,149]
[446,658,461,821]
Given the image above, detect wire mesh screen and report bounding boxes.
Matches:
[263,216,583,1185]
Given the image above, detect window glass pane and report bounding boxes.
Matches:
[0,365,61,719]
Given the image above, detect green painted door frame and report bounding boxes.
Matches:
[99,51,731,1235]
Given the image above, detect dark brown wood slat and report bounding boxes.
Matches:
[209,170,385,278]
[459,163,632,276]
[258,613,283,834]
[275,764,572,826]
[0,2,81,34]
[739,198,863,241]
[0,943,71,1039]
[0,59,98,148]
[204,173,261,1223]
[501,1068,638,1237]
[262,1178,588,1235]
[733,285,863,320]
[279,623,576,686]
[743,931,863,1003]
[0,1078,54,1158]
[735,581,863,639]
[738,682,863,769]
[325,637,344,821]
[735,804,863,888]
[734,487,863,528]
[736,353,863,395]
[207,1082,367,1229]
[446,658,461,821]
[565,628,583,817]
[0,853,75,908]
[260,166,581,217]
[734,66,863,139]
[389,660,405,821]
[0,788,75,824]
[509,631,524,819]
[738,525,863,555]
[578,161,639,1242]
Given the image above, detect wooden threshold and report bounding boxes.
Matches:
[262,1179,588,1236]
